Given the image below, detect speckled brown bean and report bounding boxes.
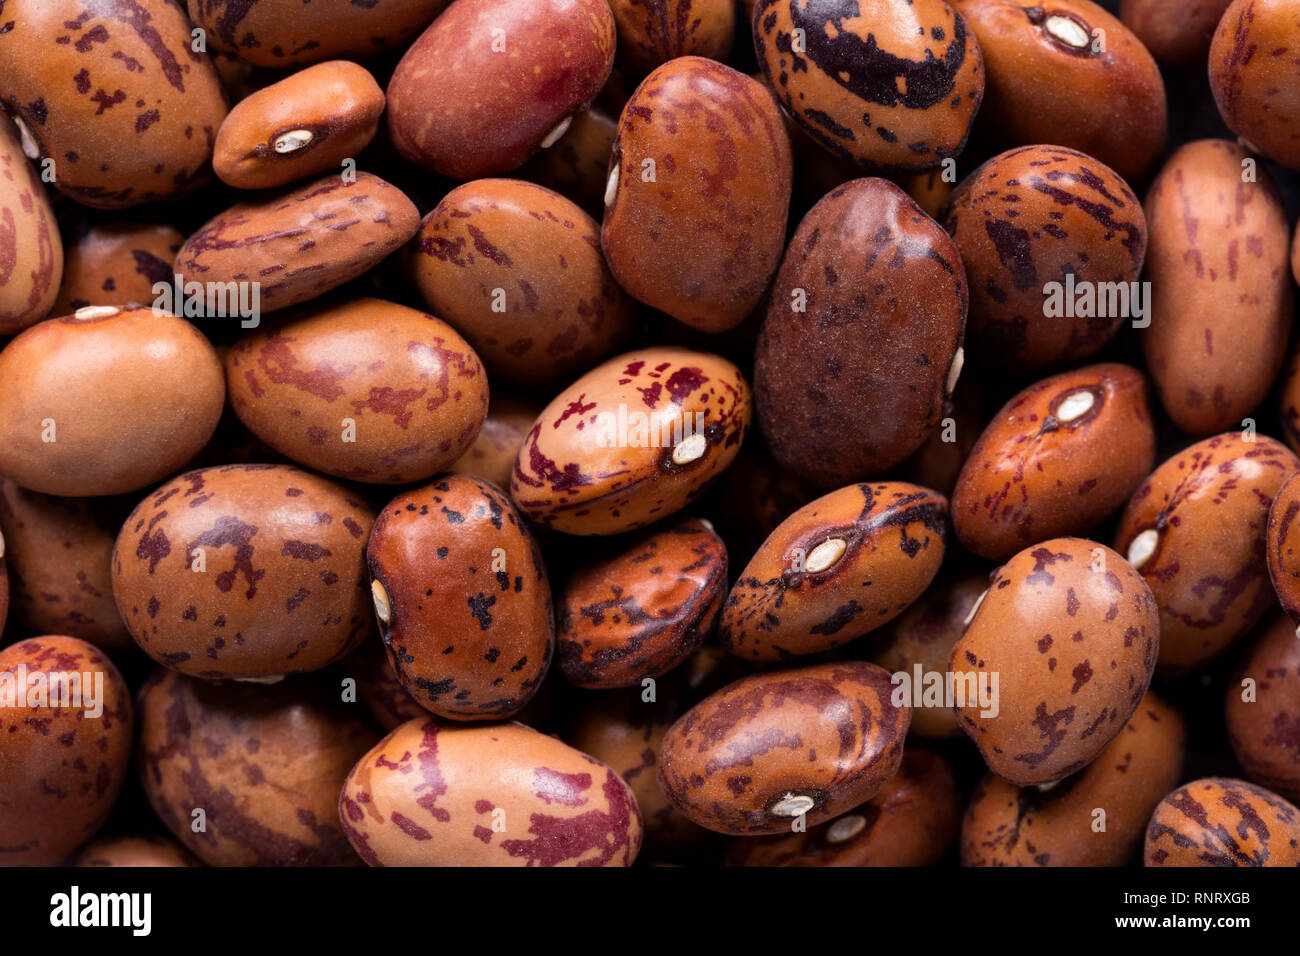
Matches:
[386,0,615,179]
[0,117,61,334]
[0,636,133,866]
[952,538,1159,785]
[754,178,967,488]
[72,835,202,868]
[518,108,619,219]
[0,0,228,209]
[111,464,375,680]
[725,748,961,866]
[411,179,636,388]
[954,0,1167,182]
[175,172,419,314]
[610,0,735,73]
[870,570,988,738]
[214,61,385,191]
[721,483,948,661]
[0,307,225,497]
[944,145,1147,371]
[1227,614,1300,802]
[753,0,984,171]
[187,0,450,67]
[50,222,182,315]
[511,348,752,536]
[1141,141,1292,436]
[1268,473,1300,622]
[1210,0,1300,170]
[568,691,710,852]
[0,478,133,655]
[448,393,541,490]
[1120,0,1234,64]
[1268,470,1300,621]
[962,690,1186,866]
[1114,433,1300,676]
[557,518,727,688]
[601,57,793,333]
[366,476,554,721]
[339,719,643,866]
[1145,777,1300,866]
[137,668,377,866]
[953,364,1156,561]
[658,661,910,835]
[225,298,488,484]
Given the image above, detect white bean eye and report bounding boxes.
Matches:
[1056,389,1096,424]
[371,579,391,624]
[1126,529,1159,570]
[804,538,847,574]
[1045,15,1089,48]
[671,433,707,465]
[272,129,314,154]
[770,793,816,817]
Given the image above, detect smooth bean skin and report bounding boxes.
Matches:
[366,476,554,721]
[214,61,385,191]
[0,478,134,654]
[225,298,489,484]
[962,691,1186,866]
[136,668,377,866]
[338,720,643,866]
[1266,471,1300,622]
[0,307,225,497]
[51,222,181,315]
[111,464,375,680]
[752,0,985,171]
[754,178,967,488]
[386,0,616,180]
[944,145,1147,371]
[601,57,793,333]
[411,179,636,388]
[0,117,61,334]
[657,661,910,835]
[952,364,1156,561]
[0,0,228,208]
[954,0,1167,181]
[175,172,420,314]
[1120,0,1233,65]
[511,348,752,535]
[1114,433,1300,676]
[720,482,948,661]
[1141,141,1292,436]
[0,636,133,866]
[1210,0,1300,170]
[952,538,1160,786]
[557,517,727,688]
[1145,777,1300,866]
[1226,614,1300,803]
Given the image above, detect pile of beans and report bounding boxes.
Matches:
[2,0,1300,868]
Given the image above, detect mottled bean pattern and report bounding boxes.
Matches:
[339,720,642,866]
[721,483,948,661]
